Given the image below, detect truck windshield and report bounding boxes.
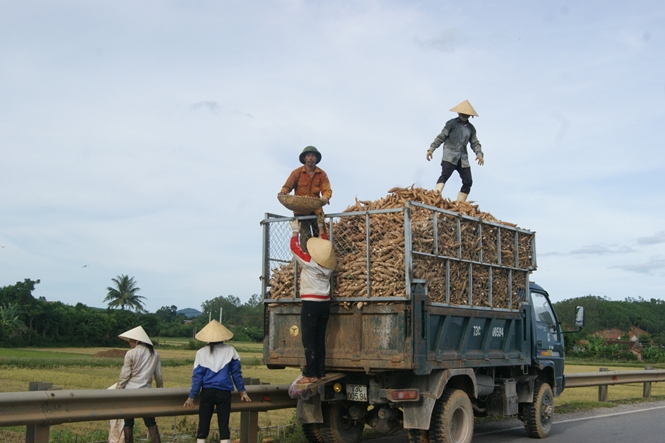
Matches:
[531,291,557,333]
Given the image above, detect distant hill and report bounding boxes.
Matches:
[553,295,665,341]
[177,308,202,318]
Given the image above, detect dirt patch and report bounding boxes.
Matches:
[94,349,127,358]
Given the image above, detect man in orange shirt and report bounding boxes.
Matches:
[279,146,332,246]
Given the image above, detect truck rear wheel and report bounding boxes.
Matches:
[303,423,326,443]
[430,389,473,443]
[407,429,429,443]
[522,381,554,438]
[321,402,365,443]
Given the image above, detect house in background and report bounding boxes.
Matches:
[589,326,649,360]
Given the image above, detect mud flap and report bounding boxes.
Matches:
[402,394,437,429]
[402,368,476,429]
[297,392,323,424]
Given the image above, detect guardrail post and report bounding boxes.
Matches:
[240,378,261,443]
[643,366,653,398]
[598,368,609,402]
[26,382,61,443]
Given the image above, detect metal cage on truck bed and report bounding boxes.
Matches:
[261,202,538,373]
[261,201,536,307]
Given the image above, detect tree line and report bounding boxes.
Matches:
[554,295,665,342]
[6,276,665,357]
[555,295,665,362]
[0,279,263,347]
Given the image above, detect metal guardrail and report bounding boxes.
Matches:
[0,383,296,443]
[565,368,665,402]
[0,385,295,427]
[2,370,664,443]
[565,369,665,388]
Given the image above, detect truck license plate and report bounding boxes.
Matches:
[346,384,367,402]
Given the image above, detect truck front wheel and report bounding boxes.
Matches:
[430,389,474,443]
[522,381,554,438]
[320,402,365,443]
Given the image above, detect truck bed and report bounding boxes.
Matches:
[264,282,531,374]
[262,201,535,373]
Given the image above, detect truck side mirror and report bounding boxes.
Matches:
[575,306,585,329]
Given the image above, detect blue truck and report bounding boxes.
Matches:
[261,201,583,443]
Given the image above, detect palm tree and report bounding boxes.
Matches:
[0,303,26,337]
[104,275,146,312]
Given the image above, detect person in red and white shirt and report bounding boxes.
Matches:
[289,218,336,384]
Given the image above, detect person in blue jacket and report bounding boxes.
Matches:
[184,320,251,443]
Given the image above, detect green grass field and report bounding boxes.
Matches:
[0,342,301,443]
[1,346,664,442]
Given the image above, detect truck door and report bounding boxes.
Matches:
[530,290,564,394]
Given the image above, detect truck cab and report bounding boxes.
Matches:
[529,282,565,396]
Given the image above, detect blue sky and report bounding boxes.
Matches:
[1,1,664,312]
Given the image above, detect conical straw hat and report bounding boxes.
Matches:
[449,100,478,117]
[118,325,153,346]
[195,319,234,343]
[306,237,337,269]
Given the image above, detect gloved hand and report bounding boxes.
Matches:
[321,197,329,205]
[289,219,301,233]
[476,155,484,166]
[426,151,433,161]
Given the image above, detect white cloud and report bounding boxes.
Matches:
[637,231,665,246]
[570,244,636,255]
[1,0,665,310]
[611,256,665,276]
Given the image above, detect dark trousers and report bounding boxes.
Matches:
[123,416,156,428]
[197,388,232,440]
[298,213,320,252]
[437,160,473,194]
[301,301,330,378]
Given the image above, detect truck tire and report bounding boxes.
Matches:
[303,423,326,443]
[407,429,429,443]
[320,402,365,443]
[522,381,554,438]
[430,389,473,443]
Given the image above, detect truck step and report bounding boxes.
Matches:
[294,372,345,388]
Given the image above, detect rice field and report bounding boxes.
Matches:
[0,343,300,443]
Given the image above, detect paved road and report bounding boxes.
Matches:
[368,400,665,443]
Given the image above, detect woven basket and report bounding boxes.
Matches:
[278,194,325,213]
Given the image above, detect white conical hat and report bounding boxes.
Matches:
[195,319,234,343]
[306,237,337,269]
[118,325,153,346]
[449,100,478,117]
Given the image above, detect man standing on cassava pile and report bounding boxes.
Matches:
[426,100,484,202]
[279,146,332,244]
